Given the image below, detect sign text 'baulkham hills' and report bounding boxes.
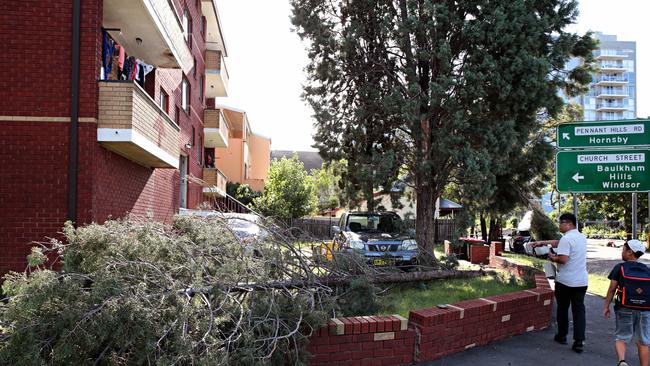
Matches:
[556,149,649,193]
[557,119,650,149]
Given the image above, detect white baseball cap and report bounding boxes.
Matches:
[627,239,646,253]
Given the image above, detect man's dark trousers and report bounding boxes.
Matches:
[555,281,588,341]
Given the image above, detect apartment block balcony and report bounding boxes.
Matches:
[596,102,628,112]
[103,0,193,73]
[595,88,628,99]
[205,50,229,98]
[97,81,180,168]
[594,50,628,60]
[595,75,629,86]
[203,168,228,197]
[599,62,626,73]
[203,109,230,148]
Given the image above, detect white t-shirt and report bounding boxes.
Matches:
[555,228,588,287]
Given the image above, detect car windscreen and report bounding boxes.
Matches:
[347,214,404,234]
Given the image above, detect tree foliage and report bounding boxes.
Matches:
[254,155,317,220]
[291,0,596,263]
[0,218,337,365]
[310,160,344,213]
[226,182,260,207]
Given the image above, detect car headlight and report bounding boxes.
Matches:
[401,239,417,250]
[349,239,365,250]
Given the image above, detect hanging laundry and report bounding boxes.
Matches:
[101,30,116,80]
[117,44,125,70]
[136,60,154,88]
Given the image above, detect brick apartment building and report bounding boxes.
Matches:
[0,0,268,276]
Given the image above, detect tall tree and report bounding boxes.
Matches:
[292,0,595,264]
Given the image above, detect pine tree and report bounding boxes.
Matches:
[291,0,596,264]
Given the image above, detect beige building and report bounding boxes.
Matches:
[204,105,270,194]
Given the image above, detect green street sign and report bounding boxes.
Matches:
[556,149,650,193]
[557,119,650,149]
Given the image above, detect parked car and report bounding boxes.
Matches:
[178,209,269,245]
[332,211,418,267]
[509,230,533,254]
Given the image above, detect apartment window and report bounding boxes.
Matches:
[183,9,192,49]
[193,57,197,78]
[198,136,203,165]
[174,107,180,124]
[191,126,196,147]
[201,16,206,39]
[159,89,169,114]
[199,75,204,102]
[181,76,190,113]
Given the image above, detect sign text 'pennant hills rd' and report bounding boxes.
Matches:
[557,119,650,149]
[556,149,650,193]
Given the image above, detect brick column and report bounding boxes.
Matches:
[490,241,503,257]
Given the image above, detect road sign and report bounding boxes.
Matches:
[556,149,650,193]
[557,119,650,149]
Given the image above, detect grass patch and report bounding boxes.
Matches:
[501,251,611,297]
[587,273,610,297]
[501,252,546,270]
[376,272,532,318]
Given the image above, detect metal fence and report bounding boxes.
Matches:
[284,216,460,242]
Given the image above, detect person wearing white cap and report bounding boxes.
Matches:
[604,239,650,366]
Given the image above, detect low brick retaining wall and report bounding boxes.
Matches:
[307,245,554,365]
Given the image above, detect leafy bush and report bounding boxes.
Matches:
[0,217,335,365]
[530,209,561,241]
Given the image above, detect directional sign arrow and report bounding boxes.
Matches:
[562,133,570,140]
[572,172,584,183]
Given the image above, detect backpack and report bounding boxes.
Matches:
[617,262,650,310]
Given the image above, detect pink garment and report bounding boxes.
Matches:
[118,45,125,69]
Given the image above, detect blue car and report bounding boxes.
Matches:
[332,211,418,267]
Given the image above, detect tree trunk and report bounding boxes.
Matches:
[480,211,488,242]
[415,178,436,265]
[365,182,375,212]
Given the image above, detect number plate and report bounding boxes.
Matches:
[373,258,393,266]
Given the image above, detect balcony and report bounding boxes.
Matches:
[203,109,230,148]
[203,168,228,196]
[205,50,229,98]
[103,0,192,73]
[596,102,628,112]
[595,50,628,60]
[595,75,628,86]
[201,0,228,54]
[599,62,626,72]
[595,88,628,99]
[97,81,180,168]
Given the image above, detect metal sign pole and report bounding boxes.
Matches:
[632,193,638,239]
[572,193,578,229]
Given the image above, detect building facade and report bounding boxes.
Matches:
[0,0,268,277]
[568,32,637,121]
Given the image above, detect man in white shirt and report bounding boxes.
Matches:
[532,213,588,353]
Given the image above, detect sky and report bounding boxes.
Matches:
[215,0,648,152]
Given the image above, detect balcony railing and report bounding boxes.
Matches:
[599,62,626,71]
[205,50,229,97]
[594,50,628,60]
[103,0,192,73]
[595,87,628,98]
[202,168,228,196]
[596,102,628,111]
[595,75,628,84]
[97,81,180,168]
[203,109,229,148]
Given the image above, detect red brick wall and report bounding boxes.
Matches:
[307,259,554,365]
[0,0,209,276]
[469,245,490,264]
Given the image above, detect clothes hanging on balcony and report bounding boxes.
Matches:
[135,60,154,88]
[101,29,116,80]
[118,44,125,70]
